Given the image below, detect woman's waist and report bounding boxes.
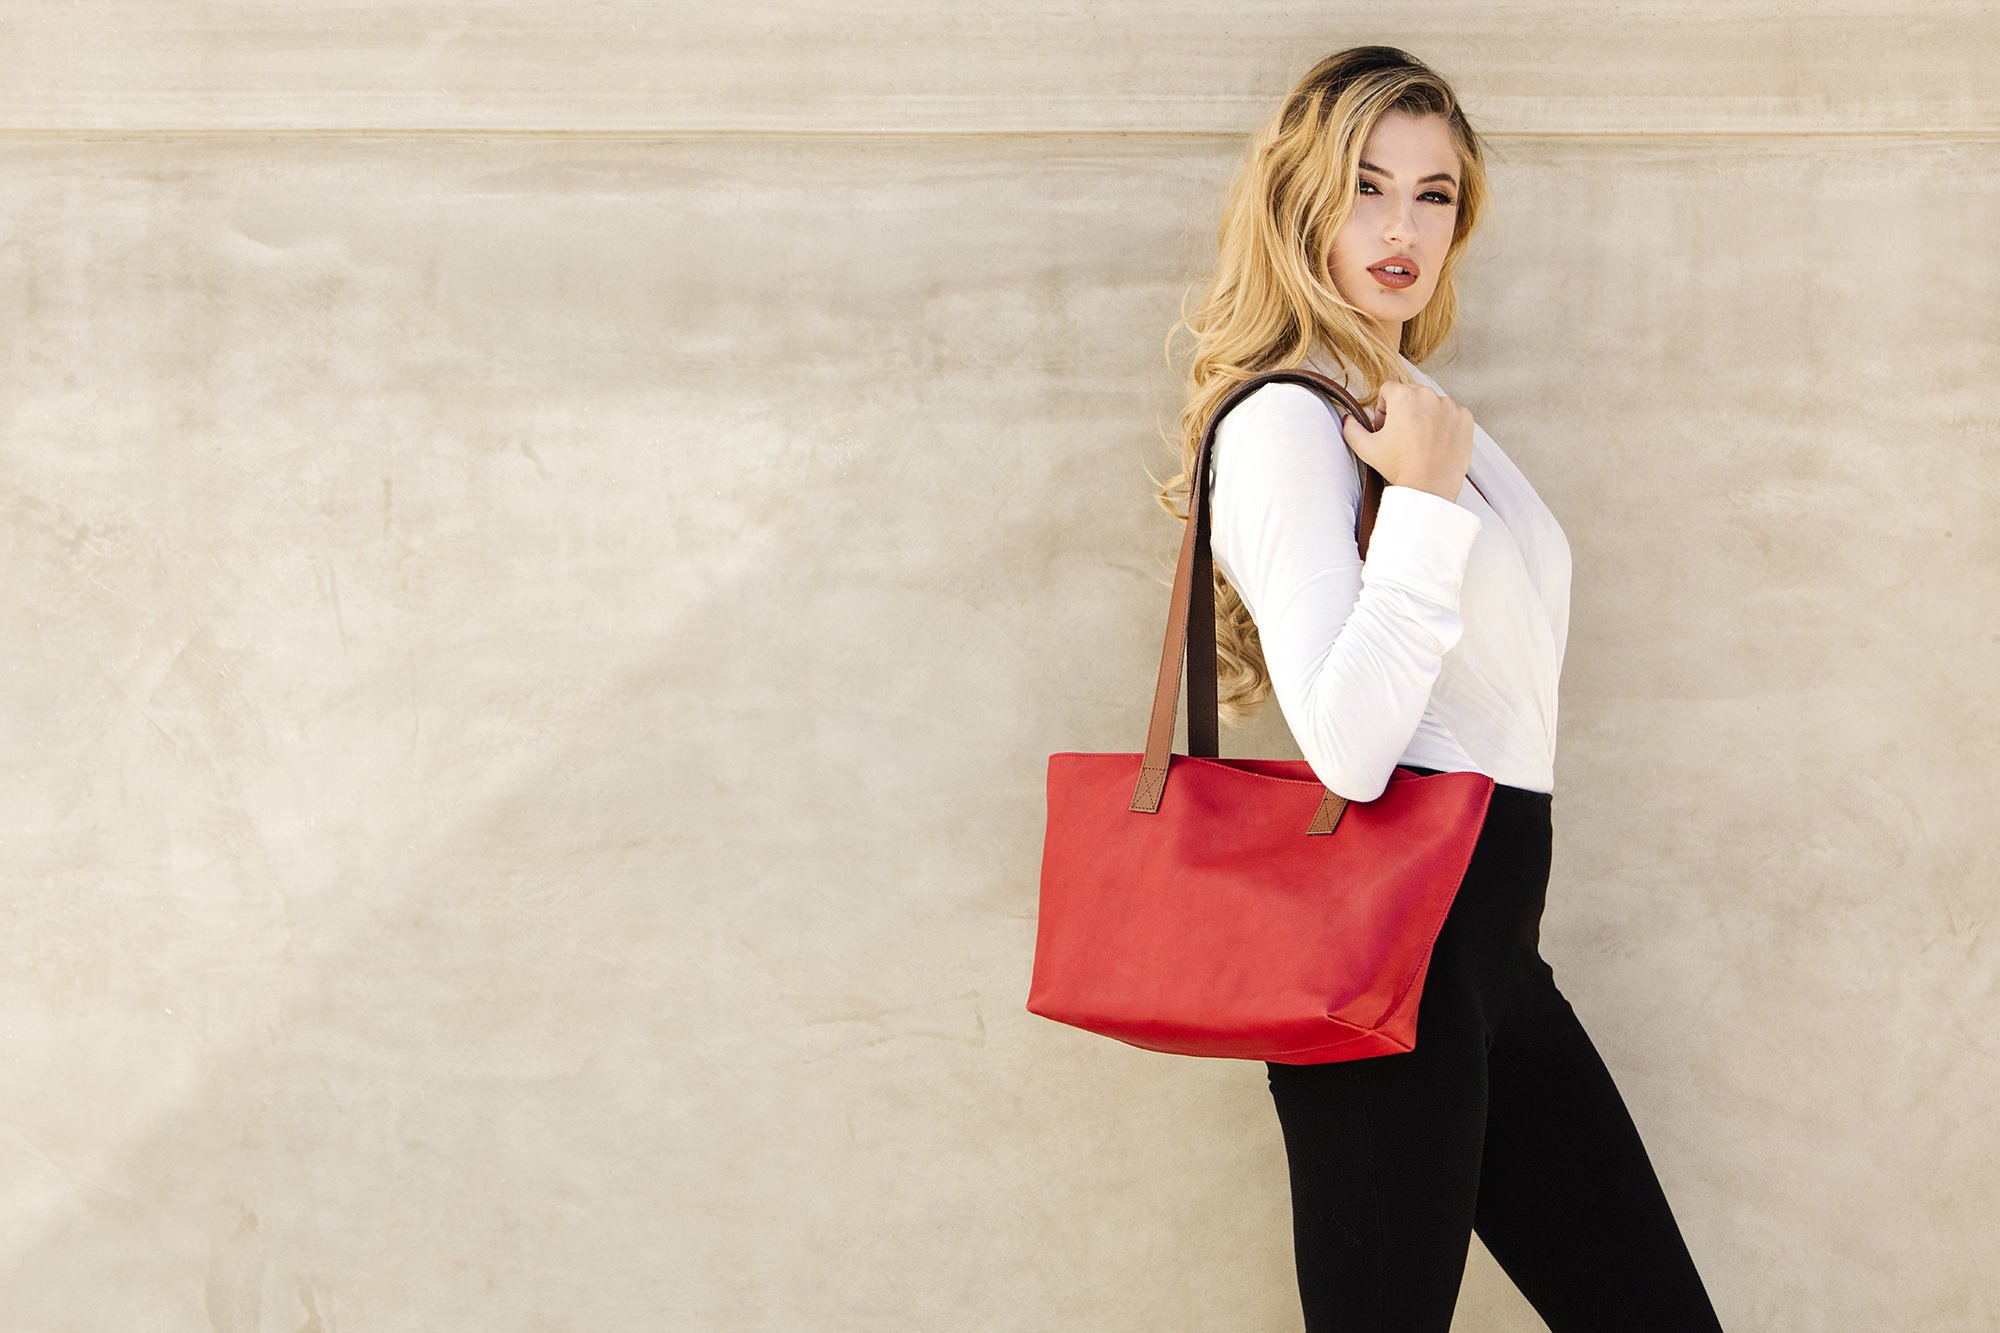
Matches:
[1398,763,1552,808]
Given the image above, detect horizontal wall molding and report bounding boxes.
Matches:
[1,1,1992,137]
[0,126,1996,141]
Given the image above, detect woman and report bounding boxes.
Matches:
[1160,47,1727,1330]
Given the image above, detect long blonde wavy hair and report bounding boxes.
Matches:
[1155,46,1494,728]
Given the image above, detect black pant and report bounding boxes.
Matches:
[1265,771,1724,1331]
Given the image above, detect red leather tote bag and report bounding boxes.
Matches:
[1026,367,1496,1064]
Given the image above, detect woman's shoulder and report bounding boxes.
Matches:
[1208,377,1363,500]
[1218,377,1348,436]
[1212,379,1358,475]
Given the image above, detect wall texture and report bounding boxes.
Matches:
[2,5,1996,1330]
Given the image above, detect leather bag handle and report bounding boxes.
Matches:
[1127,366,1483,834]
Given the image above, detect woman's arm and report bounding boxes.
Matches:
[1209,381,1482,801]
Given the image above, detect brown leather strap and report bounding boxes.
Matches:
[1127,366,1490,834]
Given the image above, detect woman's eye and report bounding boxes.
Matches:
[1357,179,1455,205]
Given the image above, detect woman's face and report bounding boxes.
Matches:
[1329,110,1463,351]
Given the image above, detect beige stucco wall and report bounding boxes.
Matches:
[3,6,1995,1329]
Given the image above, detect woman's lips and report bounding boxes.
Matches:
[1368,262,1418,289]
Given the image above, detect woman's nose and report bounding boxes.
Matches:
[1382,198,1418,243]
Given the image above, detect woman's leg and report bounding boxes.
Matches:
[1265,778,1583,1329]
[1264,864,1507,1331]
[1471,964,1726,1331]
[1264,780,1544,1328]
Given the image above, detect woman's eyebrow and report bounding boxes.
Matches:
[1357,159,1459,187]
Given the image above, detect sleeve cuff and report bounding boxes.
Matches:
[1360,484,1482,600]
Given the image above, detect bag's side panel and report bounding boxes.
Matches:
[1028,754,1493,1064]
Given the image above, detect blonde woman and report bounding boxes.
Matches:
[1167,47,1727,1330]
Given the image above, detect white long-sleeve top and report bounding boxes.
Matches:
[1206,349,1573,800]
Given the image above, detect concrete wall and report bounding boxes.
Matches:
[3,5,1995,1329]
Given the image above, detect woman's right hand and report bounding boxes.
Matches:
[1338,380,1475,503]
